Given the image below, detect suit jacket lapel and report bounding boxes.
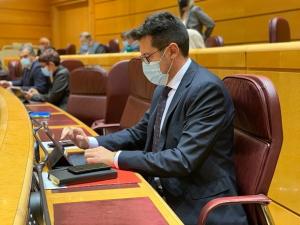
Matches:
[159,62,198,147]
[144,86,164,151]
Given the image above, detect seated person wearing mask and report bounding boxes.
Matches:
[25,49,69,110]
[79,32,106,54]
[61,12,248,225]
[0,45,49,94]
[37,37,52,56]
[123,29,140,52]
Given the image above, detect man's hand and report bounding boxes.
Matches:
[84,146,116,166]
[0,80,12,88]
[61,127,89,149]
[24,91,33,100]
[28,88,39,95]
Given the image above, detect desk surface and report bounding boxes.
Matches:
[27,102,183,225]
[0,88,34,225]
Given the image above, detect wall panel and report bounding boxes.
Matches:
[0,0,51,48]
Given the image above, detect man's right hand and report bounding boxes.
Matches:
[0,80,12,88]
[60,127,89,149]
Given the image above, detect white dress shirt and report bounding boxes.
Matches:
[88,58,192,168]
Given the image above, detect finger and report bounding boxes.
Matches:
[73,128,85,137]
[76,135,88,149]
[60,127,71,140]
[86,157,99,164]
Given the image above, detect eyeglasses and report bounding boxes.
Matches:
[140,46,168,64]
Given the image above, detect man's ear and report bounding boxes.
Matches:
[169,43,180,60]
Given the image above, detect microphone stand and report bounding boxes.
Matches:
[30,117,52,225]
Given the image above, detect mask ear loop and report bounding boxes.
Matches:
[160,46,175,75]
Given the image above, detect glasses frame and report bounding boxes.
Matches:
[140,45,168,64]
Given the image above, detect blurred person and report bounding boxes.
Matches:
[79,32,106,54]
[123,29,140,52]
[38,37,52,56]
[25,49,69,110]
[187,28,205,49]
[0,45,49,94]
[179,0,215,40]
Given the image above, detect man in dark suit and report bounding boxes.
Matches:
[61,12,248,225]
[25,49,69,110]
[0,45,50,94]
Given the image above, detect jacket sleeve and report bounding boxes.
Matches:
[117,82,227,177]
[194,7,215,39]
[96,109,150,151]
[32,67,49,94]
[31,72,68,104]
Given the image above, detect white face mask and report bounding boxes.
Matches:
[142,48,174,86]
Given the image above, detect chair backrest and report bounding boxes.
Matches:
[65,44,76,54]
[66,67,107,126]
[61,59,84,73]
[8,60,22,80]
[57,44,76,55]
[269,17,291,43]
[205,36,224,47]
[223,75,283,225]
[107,39,120,53]
[119,58,156,129]
[105,60,130,124]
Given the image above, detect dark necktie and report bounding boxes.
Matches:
[152,86,172,152]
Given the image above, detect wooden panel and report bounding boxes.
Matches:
[55,2,89,49]
[0,88,34,225]
[0,0,51,48]
[269,202,300,225]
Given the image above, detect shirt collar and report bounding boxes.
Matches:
[167,58,192,90]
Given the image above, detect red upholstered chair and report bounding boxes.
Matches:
[205,36,224,47]
[8,60,22,80]
[269,17,291,43]
[61,59,84,73]
[66,67,108,126]
[57,44,76,55]
[198,75,283,225]
[92,58,156,134]
[107,39,120,53]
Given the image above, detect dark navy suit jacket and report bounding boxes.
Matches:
[96,61,248,225]
[12,61,50,94]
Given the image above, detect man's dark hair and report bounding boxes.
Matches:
[132,12,189,57]
[39,48,60,66]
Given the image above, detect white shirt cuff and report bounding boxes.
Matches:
[113,151,122,169]
[88,137,99,148]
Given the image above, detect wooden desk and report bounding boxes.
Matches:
[27,102,183,225]
[0,88,34,225]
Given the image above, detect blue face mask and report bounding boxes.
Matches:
[41,67,52,77]
[20,58,32,68]
[142,48,173,86]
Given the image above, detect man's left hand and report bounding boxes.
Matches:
[84,146,116,167]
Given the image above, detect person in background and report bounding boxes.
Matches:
[37,37,52,56]
[120,31,129,52]
[79,32,106,54]
[187,28,205,48]
[179,0,215,40]
[124,29,140,52]
[25,49,69,110]
[0,45,50,94]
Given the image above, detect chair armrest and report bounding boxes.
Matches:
[91,119,121,135]
[198,194,271,225]
[91,122,121,130]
